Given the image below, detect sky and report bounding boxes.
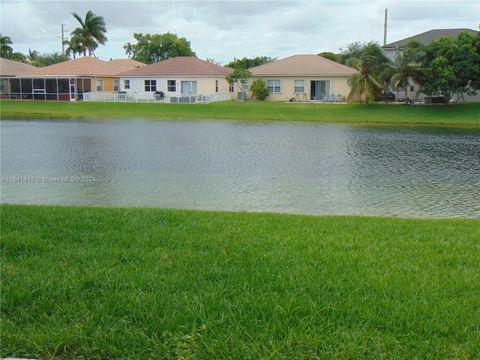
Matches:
[1,0,479,64]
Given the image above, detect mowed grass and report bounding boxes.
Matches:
[1,100,480,126]
[1,205,480,359]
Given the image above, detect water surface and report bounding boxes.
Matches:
[1,119,479,218]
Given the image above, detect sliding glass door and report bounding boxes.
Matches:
[181,81,197,96]
[310,80,331,100]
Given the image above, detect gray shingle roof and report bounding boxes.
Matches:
[383,28,478,48]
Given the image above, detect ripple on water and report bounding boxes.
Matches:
[1,120,479,218]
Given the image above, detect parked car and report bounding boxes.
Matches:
[378,91,396,102]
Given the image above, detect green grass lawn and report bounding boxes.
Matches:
[1,100,480,126]
[1,204,479,359]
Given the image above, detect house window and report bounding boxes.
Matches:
[241,80,249,91]
[410,85,415,92]
[96,80,103,91]
[215,80,219,93]
[113,80,119,92]
[124,79,130,90]
[144,80,157,92]
[294,80,304,93]
[167,80,176,92]
[267,80,281,93]
[181,81,197,95]
[229,81,234,93]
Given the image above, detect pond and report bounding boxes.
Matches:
[1,119,479,218]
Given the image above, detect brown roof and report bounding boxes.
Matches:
[383,28,478,48]
[0,57,36,77]
[250,54,357,77]
[119,56,233,77]
[20,57,145,77]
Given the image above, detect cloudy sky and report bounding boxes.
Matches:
[1,0,478,64]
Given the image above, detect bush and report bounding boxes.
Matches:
[250,79,269,100]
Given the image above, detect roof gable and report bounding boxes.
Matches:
[250,54,357,77]
[383,28,478,48]
[119,56,233,77]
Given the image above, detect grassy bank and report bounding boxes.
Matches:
[1,100,480,126]
[1,205,479,359]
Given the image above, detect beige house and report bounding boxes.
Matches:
[118,56,234,103]
[249,54,357,102]
[3,57,144,101]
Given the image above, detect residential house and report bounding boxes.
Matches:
[382,28,479,102]
[249,54,357,102]
[0,57,36,99]
[8,57,144,101]
[118,56,234,102]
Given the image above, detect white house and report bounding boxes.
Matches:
[118,56,235,102]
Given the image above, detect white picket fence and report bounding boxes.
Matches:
[83,92,232,104]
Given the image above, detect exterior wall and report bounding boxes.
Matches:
[250,76,351,101]
[383,48,398,62]
[390,79,480,103]
[119,76,234,100]
[91,77,118,92]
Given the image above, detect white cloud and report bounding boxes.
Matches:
[1,0,478,64]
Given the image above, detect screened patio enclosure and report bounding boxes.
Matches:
[2,77,92,101]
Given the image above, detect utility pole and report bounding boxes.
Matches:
[61,24,67,55]
[383,8,388,46]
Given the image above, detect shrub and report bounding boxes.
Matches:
[250,79,269,100]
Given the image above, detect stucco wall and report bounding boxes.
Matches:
[91,77,118,92]
[250,76,351,101]
[119,76,233,99]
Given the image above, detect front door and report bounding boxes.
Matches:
[69,78,77,101]
[310,80,330,100]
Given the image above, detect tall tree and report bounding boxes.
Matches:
[124,33,195,64]
[64,37,84,59]
[226,68,252,96]
[28,49,69,67]
[384,41,425,101]
[70,10,108,57]
[226,56,276,69]
[418,32,480,102]
[318,52,340,63]
[9,52,26,62]
[338,42,365,64]
[0,34,13,58]
[347,43,389,104]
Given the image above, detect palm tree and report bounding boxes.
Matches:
[347,43,388,104]
[386,42,425,101]
[27,49,39,63]
[0,34,13,58]
[64,37,83,59]
[70,10,107,57]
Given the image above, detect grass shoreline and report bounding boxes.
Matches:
[2,204,479,358]
[2,100,480,127]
